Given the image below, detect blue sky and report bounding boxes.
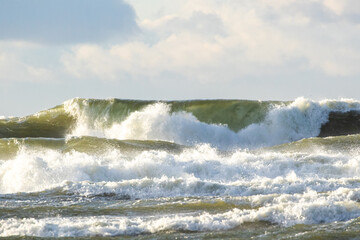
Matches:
[0,0,137,44]
[1,0,360,116]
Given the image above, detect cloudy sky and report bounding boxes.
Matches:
[1,0,360,116]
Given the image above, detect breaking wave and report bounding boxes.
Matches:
[2,97,360,238]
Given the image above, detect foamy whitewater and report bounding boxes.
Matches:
[1,97,360,239]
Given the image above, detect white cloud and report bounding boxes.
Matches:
[0,52,54,83]
[3,0,360,87]
[322,0,346,15]
[0,61,53,83]
[62,0,360,83]
[62,34,225,83]
[322,0,360,16]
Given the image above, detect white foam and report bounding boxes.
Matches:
[65,97,360,149]
[0,115,15,120]
[1,190,360,237]
[1,144,360,196]
[2,97,360,237]
[1,143,360,236]
[106,103,234,144]
[64,98,108,138]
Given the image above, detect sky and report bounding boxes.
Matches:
[1,0,360,116]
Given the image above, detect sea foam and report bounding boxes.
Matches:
[1,143,360,196]
[1,189,360,237]
[2,97,360,237]
[65,97,360,149]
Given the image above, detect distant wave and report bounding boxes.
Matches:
[1,97,360,148]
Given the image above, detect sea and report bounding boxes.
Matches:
[1,97,360,239]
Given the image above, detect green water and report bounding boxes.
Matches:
[1,98,360,238]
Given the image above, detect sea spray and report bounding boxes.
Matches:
[1,141,360,196]
[66,97,360,148]
[1,97,360,238]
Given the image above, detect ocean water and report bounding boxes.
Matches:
[1,97,360,239]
